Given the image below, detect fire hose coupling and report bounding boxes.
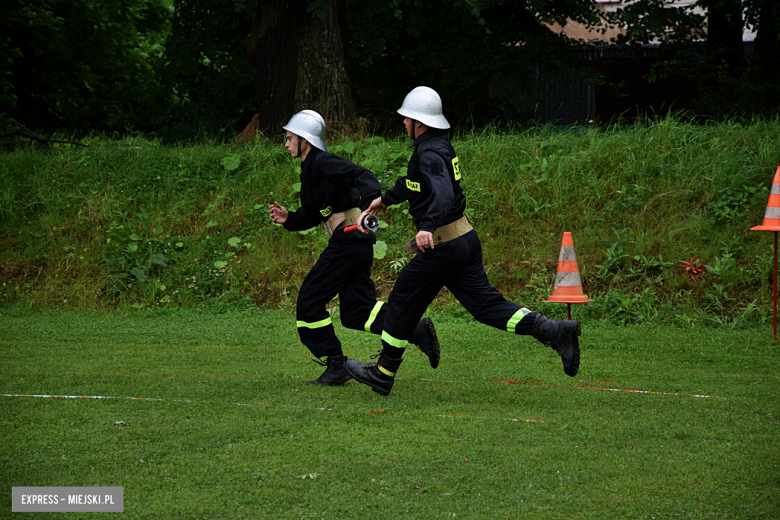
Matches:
[343,214,380,233]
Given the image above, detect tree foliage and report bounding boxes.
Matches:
[348,0,604,126]
[156,0,256,143]
[2,0,778,138]
[607,0,706,43]
[607,0,780,116]
[0,0,171,133]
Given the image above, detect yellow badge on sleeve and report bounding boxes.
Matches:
[320,206,332,217]
[405,179,421,192]
[452,157,461,181]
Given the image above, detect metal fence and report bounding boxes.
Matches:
[538,42,755,124]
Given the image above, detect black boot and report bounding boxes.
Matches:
[307,355,352,386]
[532,315,581,377]
[409,317,441,369]
[344,351,403,396]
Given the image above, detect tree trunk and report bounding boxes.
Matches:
[700,0,744,73]
[751,1,780,83]
[246,0,304,135]
[246,0,355,135]
[296,0,355,126]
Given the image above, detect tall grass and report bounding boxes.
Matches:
[1,116,779,325]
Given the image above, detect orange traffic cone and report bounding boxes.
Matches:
[751,166,780,341]
[546,232,593,304]
[751,166,780,231]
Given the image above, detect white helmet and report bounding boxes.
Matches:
[397,86,450,130]
[283,109,327,152]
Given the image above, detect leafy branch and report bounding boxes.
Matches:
[1,118,87,147]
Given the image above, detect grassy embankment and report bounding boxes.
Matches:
[1,307,778,518]
[1,116,780,326]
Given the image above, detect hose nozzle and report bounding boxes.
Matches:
[344,214,380,233]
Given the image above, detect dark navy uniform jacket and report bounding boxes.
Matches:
[283,147,381,242]
[381,130,466,234]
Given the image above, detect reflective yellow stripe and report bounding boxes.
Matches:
[297,317,332,329]
[406,179,420,192]
[364,301,384,333]
[378,365,395,377]
[381,330,407,349]
[506,308,532,332]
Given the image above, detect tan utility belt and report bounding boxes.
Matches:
[405,215,473,254]
[324,207,362,237]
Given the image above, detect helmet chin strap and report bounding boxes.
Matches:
[411,120,417,141]
[297,135,302,158]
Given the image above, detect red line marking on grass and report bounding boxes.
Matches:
[492,379,544,386]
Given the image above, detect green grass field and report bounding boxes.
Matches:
[1,307,778,518]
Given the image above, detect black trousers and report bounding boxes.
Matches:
[296,239,387,358]
[381,230,535,351]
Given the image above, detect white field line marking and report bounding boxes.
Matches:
[0,393,266,407]
[490,379,720,399]
[420,377,719,399]
[2,394,547,423]
[602,387,714,398]
[575,383,718,398]
[439,414,546,423]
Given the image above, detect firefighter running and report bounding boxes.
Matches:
[344,87,581,396]
[269,110,440,385]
